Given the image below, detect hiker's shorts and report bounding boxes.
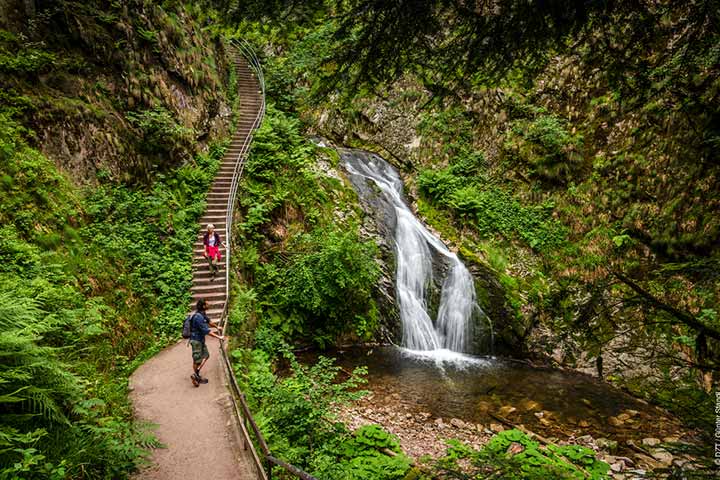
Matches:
[190,340,210,363]
[205,245,221,261]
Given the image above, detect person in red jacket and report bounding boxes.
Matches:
[203,223,225,279]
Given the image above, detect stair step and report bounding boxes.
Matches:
[204,309,225,321]
[191,284,225,293]
[192,257,227,267]
[191,286,226,296]
[193,271,227,281]
[191,289,226,300]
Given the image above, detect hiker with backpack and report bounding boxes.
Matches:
[185,299,224,387]
[203,223,225,279]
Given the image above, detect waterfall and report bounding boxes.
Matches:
[341,150,489,354]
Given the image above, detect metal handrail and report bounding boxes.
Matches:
[218,39,317,480]
[224,38,266,321]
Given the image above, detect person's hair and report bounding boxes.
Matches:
[196,299,207,312]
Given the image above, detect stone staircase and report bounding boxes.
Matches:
[190,51,263,321]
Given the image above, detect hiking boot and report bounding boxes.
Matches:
[193,372,208,384]
[197,376,209,384]
[190,374,199,387]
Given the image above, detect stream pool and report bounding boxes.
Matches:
[301,346,685,448]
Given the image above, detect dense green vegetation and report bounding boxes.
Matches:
[0,109,223,477]
[0,1,236,477]
[224,103,422,478]
[0,0,232,181]
[231,345,415,479]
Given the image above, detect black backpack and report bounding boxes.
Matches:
[182,312,196,339]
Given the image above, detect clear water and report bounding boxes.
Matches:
[309,346,680,446]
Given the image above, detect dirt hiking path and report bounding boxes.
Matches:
[130,338,258,479]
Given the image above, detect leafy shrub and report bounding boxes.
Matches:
[279,229,380,344]
[434,429,610,480]
[126,106,195,160]
[418,158,566,252]
[0,47,56,75]
[234,348,411,480]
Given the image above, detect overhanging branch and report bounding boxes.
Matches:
[613,271,720,342]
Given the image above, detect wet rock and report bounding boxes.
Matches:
[519,399,541,411]
[662,436,679,443]
[596,438,619,452]
[578,420,590,428]
[649,448,673,466]
[539,417,552,427]
[608,416,623,427]
[450,418,466,429]
[634,453,664,470]
[576,435,594,445]
[616,412,631,422]
[490,423,505,433]
[641,438,661,447]
[610,460,625,473]
[434,417,445,428]
[499,405,517,417]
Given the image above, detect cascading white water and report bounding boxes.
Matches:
[342,150,488,355]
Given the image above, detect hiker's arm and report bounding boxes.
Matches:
[209,331,224,341]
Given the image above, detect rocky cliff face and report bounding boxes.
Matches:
[1,0,233,182]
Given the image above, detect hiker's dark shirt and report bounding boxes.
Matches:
[190,312,211,342]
